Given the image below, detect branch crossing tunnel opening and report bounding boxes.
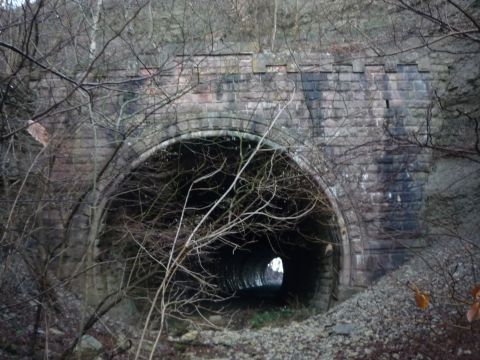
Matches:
[98,135,340,323]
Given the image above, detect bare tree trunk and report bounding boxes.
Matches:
[89,0,104,60]
[271,0,278,51]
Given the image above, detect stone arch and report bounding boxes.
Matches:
[131,129,354,288]
[67,115,359,311]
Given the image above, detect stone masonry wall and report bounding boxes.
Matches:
[36,51,449,295]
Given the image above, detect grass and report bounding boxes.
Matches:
[249,306,309,329]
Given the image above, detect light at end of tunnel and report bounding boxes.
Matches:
[268,257,284,274]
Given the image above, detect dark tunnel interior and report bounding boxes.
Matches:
[99,136,339,316]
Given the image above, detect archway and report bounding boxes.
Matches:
[96,134,342,323]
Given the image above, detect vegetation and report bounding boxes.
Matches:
[0,0,479,358]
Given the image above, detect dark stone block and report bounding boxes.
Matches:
[397,64,419,73]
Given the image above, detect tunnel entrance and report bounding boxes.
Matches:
[98,135,339,325]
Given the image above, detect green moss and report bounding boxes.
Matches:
[249,307,297,329]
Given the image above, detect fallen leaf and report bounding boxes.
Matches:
[415,291,430,309]
[471,285,480,300]
[26,120,49,147]
[467,302,480,322]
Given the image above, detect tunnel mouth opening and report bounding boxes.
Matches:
[98,136,339,326]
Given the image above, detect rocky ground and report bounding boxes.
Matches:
[1,235,479,359]
[178,236,480,359]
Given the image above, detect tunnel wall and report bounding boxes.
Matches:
[36,51,449,297]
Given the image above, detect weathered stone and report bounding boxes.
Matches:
[73,335,103,359]
[180,330,199,342]
[331,323,358,336]
[34,51,462,305]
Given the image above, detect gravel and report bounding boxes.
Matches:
[183,237,480,359]
[1,236,478,359]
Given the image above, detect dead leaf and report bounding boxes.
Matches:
[471,285,480,300]
[415,291,430,309]
[409,282,430,309]
[467,302,480,322]
[26,120,49,147]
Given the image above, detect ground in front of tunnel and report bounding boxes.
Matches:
[1,235,479,359]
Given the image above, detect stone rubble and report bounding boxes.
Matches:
[182,237,479,359]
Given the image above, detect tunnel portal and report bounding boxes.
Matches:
[98,136,339,318]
